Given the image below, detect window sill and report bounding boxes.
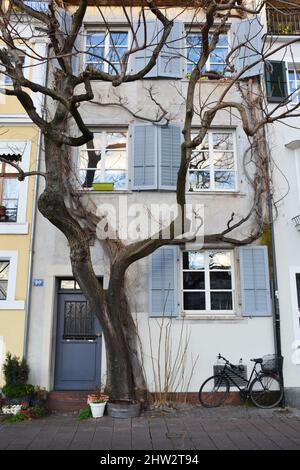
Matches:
[182,312,242,320]
[186,190,245,197]
[78,189,132,194]
[0,223,29,234]
[0,300,25,310]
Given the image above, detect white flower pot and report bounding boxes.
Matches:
[90,402,106,418]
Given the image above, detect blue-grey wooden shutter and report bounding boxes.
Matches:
[265,61,288,102]
[240,246,272,316]
[231,17,263,79]
[132,20,182,78]
[157,21,183,78]
[149,246,179,317]
[131,124,157,189]
[132,20,159,78]
[158,125,182,190]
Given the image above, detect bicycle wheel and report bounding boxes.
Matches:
[199,374,230,408]
[249,373,283,409]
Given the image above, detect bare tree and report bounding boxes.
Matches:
[1,0,300,403]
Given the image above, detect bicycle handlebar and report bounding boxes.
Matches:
[217,353,236,369]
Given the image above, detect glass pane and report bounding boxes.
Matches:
[187,34,202,47]
[110,32,128,46]
[0,261,9,280]
[104,170,126,189]
[211,292,233,310]
[190,151,210,170]
[189,170,210,191]
[213,133,233,150]
[3,178,19,200]
[183,251,205,270]
[214,171,235,190]
[213,152,234,169]
[184,292,206,310]
[192,133,209,150]
[210,271,232,290]
[0,281,8,300]
[87,33,105,47]
[216,34,228,47]
[187,47,201,64]
[64,301,95,338]
[80,169,102,187]
[60,280,76,290]
[183,272,205,290]
[209,251,231,270]
[80,150,102,169]
[108,48,127,63]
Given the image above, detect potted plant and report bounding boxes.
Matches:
[31,386,48,407]
[107,400,141,418]
[89,397,108,418]
[92,182,114,191]
[1,353,34,405]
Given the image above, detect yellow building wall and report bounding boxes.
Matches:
[0,125,39,386]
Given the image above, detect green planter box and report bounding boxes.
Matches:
[92,183,114,191]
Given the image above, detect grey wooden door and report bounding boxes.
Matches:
[54,292,102,390]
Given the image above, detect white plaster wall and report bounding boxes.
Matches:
[266,39,300,389]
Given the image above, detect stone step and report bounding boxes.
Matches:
[47,391,96,412]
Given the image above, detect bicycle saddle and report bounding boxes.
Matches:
[250,357,263,363]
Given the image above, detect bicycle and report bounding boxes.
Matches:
[199,353,284,409]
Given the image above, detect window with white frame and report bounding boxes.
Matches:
[188,130,237,191]
[79,130,128,190]
[186,32,229,76]
[182,250,234,313]
[0,141,31,233]
[288,67,300,103]
[85,30,128,74]
[0,251,24,310]
[0,158,21,223]
[0,261,9,300]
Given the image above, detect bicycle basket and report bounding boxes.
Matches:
[261,354,283,374]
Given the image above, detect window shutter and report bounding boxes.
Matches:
[132,20,159,78]
[231,17,263,79]
[240,246,272,317]
[158,125,182,190]
[131,124,157,189]
[132,20,182,78]
[149,246,179,317]
[265,61,288,102]
[157,21,183,79]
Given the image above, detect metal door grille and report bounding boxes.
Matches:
[63,301,95,339]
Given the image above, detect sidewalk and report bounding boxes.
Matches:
[1,405,300,450]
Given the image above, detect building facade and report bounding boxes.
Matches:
[0,16,46,385]
[24,1,284,403]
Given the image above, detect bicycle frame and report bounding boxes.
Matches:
[220,362,261,392]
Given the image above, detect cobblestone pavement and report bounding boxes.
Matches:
[1,406,300,450]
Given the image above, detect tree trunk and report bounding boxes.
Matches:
[38,135,148,403]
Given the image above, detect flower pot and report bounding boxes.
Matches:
[92,182,114,191]
[90,402,106,418]
[107,401,141,419]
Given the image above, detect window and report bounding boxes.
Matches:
[0,261,9,300]
[0,161,19,222]
[0,251,24,310]
[182,250,234,313]
[85,30,128,74]
[188,131,236,191]
[24,1,48,10]
[2,55,25,85]
[186,32,229,76]
[79,130,127,190]
[288,68,300,103]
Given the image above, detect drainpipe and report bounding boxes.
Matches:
[23,42,49,359]
[264,124,285,405]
